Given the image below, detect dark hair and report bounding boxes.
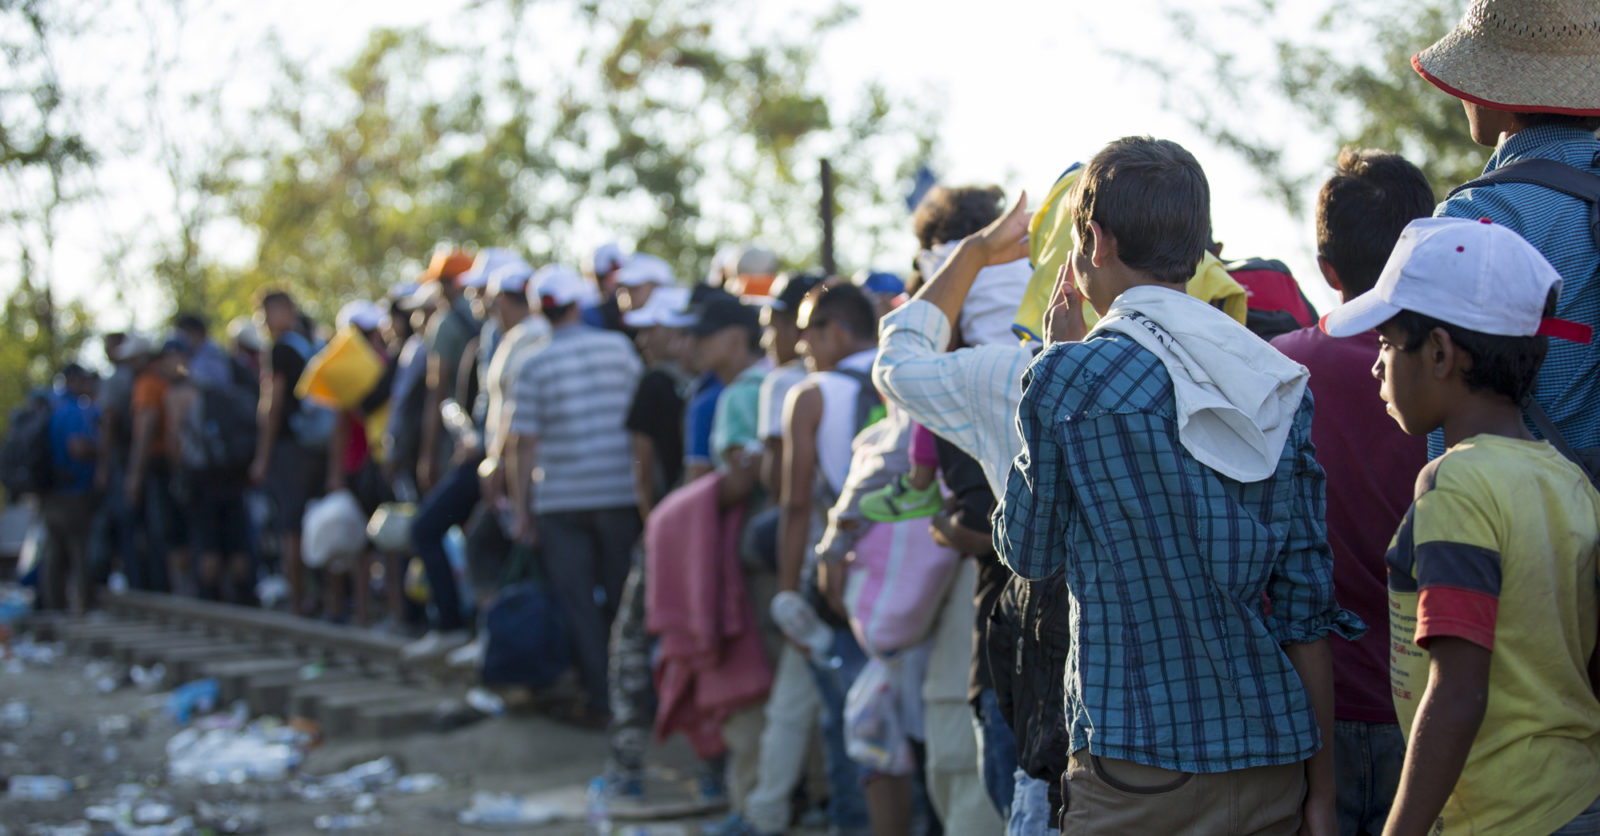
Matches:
[741,321,763,354]
[542,301,576,322]
[1389,289,1557,403]
[1317,148,1435,296]
[803,280,877,341]
[1069,137,1210,284]
[912,186,1005,250]
[1514,112,1600,133]
[257,289,294,310]
[174,312,208,335]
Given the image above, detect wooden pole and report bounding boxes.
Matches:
[820,158,836,277]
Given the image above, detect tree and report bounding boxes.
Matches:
[1118,0,1477,215]
[0,0,102,432]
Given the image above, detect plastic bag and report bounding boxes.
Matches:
[365,502,415,554]
[302,490,366,570]
[844,658,914,775]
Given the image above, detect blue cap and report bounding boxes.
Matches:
[856,271,904,296]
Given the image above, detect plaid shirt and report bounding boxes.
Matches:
[994,331,1356,773]
[1436,124,1600,456]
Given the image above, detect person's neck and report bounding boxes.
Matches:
[840,340,876,360]
[715,352,758,384]
[1440,394,1534,448]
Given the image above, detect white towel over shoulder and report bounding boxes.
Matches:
[1091,285,1309,483]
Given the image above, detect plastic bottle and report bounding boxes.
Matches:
[6,775,72,801]
[585,777,612,835]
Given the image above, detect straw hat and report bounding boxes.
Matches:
[1414,0,1600,115]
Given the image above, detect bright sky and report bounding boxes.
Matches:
[36,0,1352,331]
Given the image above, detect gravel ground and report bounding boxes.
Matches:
[0,634,712,835]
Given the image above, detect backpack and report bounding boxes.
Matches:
[1224,257,1318,341]
[179,383,258,477]
[0,394,56,498]
[1448,157,1600,250]
[278,331,336,449]
[833,367,887,435]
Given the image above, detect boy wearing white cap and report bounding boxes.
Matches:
[1322,217,1600,836]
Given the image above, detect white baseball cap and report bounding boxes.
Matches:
[593,242,626,277]
[615,253,674,288]
[337,300,386,333]
[1322,217,1591,343]
[460,247,526,289]
[488,262,536,297]
[622,285,693,328]
[533,264,590,307]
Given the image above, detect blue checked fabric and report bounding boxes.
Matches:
[993,332,1359,773]
[1435,124,1600,457]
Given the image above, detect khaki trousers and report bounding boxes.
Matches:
[1061,748,1306,835]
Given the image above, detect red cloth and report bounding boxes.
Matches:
[1272,326,1426,723]
[644,471,772,758]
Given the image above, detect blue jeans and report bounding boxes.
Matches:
[1008,767,1057,836]
[409,455,481,632]
[1334,720,1405,836]
[974,688,1018,820]
[1554,795,1600,836]
[804,628,871,834]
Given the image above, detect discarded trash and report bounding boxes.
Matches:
[130,663,166,691]
[295,757,400,802]
[255,575,289,610]
[6,774,73,801]
[98,714,134,738]
[165,720,309,784]
[102,744,120,764]
[352,792,377,813]
[0,699,30,727]
[6,636,60,665]
[393,773,445,794]
[195,701,249,731]
[108,571,129,594]
[193,800,265,834]
[85,659,123,693]
[457,790,565,827]
[299,662,326,680]
[166,678,220,724]
[133,801,178,824]
[617,826,689,836]
[314,813,382,831]
[465,686,505,716]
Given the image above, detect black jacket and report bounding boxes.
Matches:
[986,571,1071,808]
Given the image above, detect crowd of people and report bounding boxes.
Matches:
[11,1,1600,834]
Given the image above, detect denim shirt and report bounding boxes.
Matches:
[994,332,1361,773]
[1436,124,1600,456]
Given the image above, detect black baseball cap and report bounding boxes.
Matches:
[761,272,824,312]
[684,295,760,337]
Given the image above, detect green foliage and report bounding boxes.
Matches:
[1119,0,1478,215]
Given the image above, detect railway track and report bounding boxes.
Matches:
[19,591,503,740]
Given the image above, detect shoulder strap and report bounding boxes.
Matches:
[1524,394,1600,488]
[1449,158,1600,250]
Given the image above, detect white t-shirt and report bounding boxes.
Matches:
[758,361,808,441]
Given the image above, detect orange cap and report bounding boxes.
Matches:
[420,249,474,283]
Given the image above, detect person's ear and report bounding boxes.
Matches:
[1427,326,1462,381]
[1316,257,1342,294]
[1087,220,1116,268]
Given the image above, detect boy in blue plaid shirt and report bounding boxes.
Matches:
[994,136,1359,835]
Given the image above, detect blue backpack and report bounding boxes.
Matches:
[481,578,570,688]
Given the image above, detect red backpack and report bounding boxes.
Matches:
[1225,257,1318,341]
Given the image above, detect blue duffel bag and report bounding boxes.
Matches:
[481,577,570,688]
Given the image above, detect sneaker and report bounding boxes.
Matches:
[400,629,471,661]
[859,474,942,522]
[596,770,645,802]
[770,591,832,657]
[695,772,727,807]
[445,636,485,669]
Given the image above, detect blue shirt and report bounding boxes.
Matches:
[994,332,1356,773]
[1436,124,1600,457]
[49,391,100,495]
[684,373,725,468]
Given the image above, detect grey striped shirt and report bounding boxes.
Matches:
[508,323,642,514]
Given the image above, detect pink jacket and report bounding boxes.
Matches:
[645,471,772,758]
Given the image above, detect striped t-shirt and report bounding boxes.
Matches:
[507,323,641,514]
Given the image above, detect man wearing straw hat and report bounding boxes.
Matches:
[1415,0,1600,461]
